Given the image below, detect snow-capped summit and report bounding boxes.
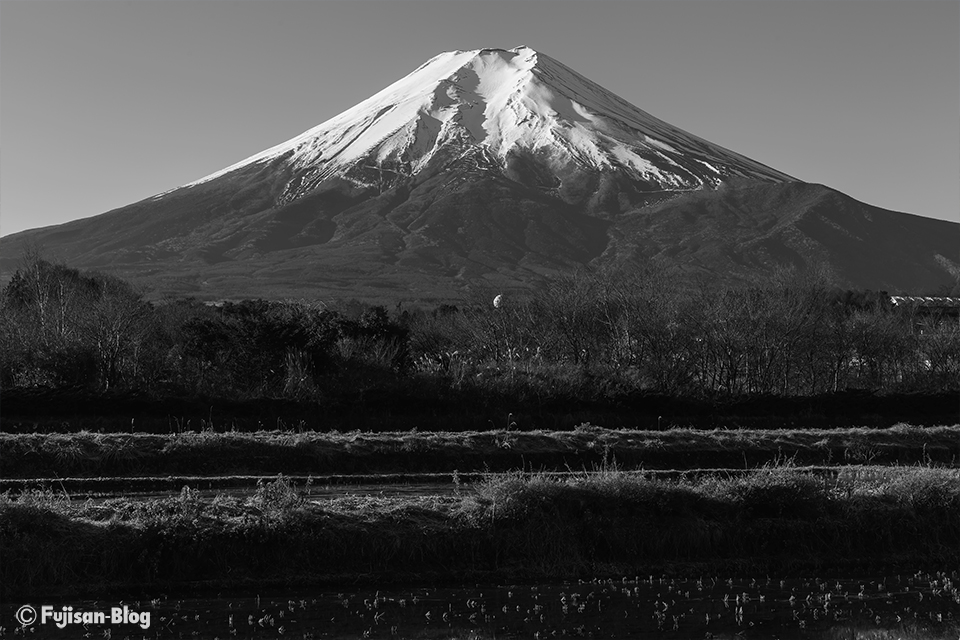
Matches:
[185,45,791,197]
[3,46,956,300]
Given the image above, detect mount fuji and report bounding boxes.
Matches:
[2,46,956,300]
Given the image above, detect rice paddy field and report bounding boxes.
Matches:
[2,423,959,638]
[1,572,958,638]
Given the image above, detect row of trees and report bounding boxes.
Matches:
[2,255,151,390]
[0,255,410,398]
[1,256,957,400]
[421,271,958,396]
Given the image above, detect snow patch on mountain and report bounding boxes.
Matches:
[181,45,793,195]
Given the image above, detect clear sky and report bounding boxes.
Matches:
[1,0,957,238]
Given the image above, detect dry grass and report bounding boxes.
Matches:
[2,423,958,479]
[4,467,958,597]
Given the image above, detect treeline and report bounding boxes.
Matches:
[1,256,958,404]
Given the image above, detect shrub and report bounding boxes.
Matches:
[711,469,828,518]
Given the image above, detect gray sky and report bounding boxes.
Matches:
[2,0,958,238]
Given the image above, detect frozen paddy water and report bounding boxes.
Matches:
[4,571,958,639]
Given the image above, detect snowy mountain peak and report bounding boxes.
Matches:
[184,46,793,195]
[6,48,958,301]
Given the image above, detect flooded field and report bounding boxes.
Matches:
[5,571,958,639]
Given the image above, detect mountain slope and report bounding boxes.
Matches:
[1,46,956,300]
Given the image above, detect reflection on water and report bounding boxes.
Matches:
[4,571,957,639]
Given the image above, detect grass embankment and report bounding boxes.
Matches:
[2,423,958,478]
[3,467,959,598]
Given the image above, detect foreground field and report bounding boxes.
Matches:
[2,572,958,639]
[3,466,959,598]
[2,423,958,478]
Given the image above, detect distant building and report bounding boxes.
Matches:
[889,296,960,321]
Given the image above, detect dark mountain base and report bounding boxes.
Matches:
[2,178,957,301]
